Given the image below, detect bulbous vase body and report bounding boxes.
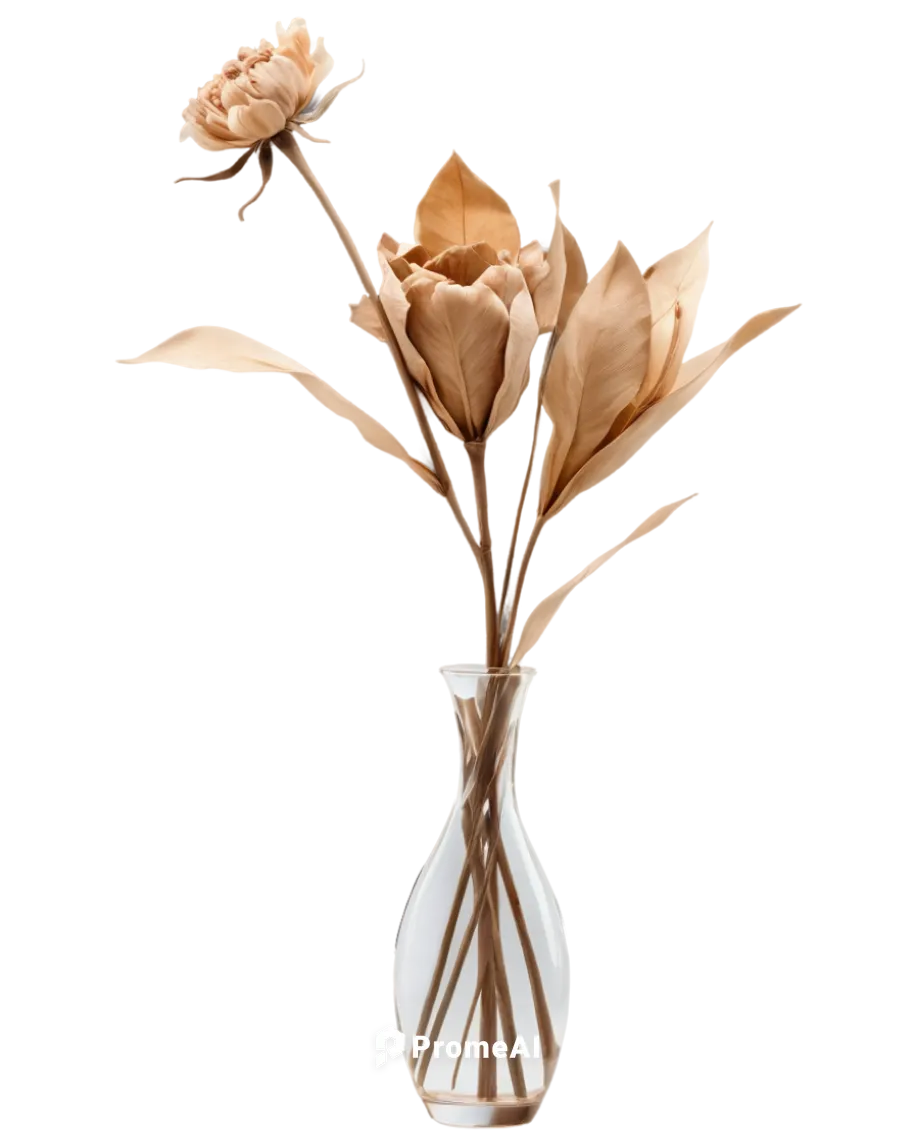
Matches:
[394,666,570,1127]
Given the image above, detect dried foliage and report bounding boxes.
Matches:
[121,15,798,670]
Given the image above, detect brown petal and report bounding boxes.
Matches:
[226,98,286,142]
[377,265,463,437]
[423,242,501,286]
[476,263,525,309]
[398,243,431,264]
[235,55,303,120]
[532,181,587,334]
[487,272,539,435]
[414,152,521,260]
[404,278,510,439]
[540,242,651,511]
[519,241,550,296]
[349,295,386,341]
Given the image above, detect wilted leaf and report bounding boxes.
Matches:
[540,242,651,510]
[118,326,443,493]
[511,496,696,665]
[414,153,521,260]
[637,223,711,405]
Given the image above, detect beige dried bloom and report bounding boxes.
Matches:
[181,19,333,150]
[350,155,589,441]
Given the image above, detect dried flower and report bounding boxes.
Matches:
[173,15,359,215]
[351,154,589,440]
[174,16,324,156]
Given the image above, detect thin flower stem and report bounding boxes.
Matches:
[501,517,545,663]
[466,442,499,668]
[274,132,479,560]
[498,333,557,636]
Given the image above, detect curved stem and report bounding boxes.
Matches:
[274,132,479,559]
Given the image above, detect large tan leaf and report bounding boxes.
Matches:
[377,263,463,438]
[672,302,791,395]
[540,242,651,510]
[511,496,696,666]
[119,326,443,493]
[544,302,791,521]
[414,153,521,260]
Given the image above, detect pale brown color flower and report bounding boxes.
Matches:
[349,155,591,440]
[180,19,334,151]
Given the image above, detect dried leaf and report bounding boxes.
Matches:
[672,302,791,395]
[546,305,799,518]
[540,242,651,510]
[118,326,442,493]
[558,223,585,331]
[511,496,696,666]
[349,295,387,341]
[637,223,711,405]
[414,153,521,260]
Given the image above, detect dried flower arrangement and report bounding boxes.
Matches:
[120,18,797,1126]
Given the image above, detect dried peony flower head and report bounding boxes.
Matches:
[174,15,331,157]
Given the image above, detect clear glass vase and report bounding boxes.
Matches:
[394,665,570,1127]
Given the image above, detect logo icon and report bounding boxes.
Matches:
[366,1020,404,1079]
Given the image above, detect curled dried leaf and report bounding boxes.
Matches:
[532,181,588,334]
[545,305,800,518]
[637,223,711,406]
[540,242,651,511]
[118,326,442,493]
[511,496,697,665]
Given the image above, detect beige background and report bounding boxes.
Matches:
[0,8,910,1144]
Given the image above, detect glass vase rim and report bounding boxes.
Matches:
[440,663,536,679]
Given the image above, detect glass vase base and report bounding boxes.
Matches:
[423,1093,544,1128]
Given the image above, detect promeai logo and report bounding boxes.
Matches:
[374,1027,540,1069]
